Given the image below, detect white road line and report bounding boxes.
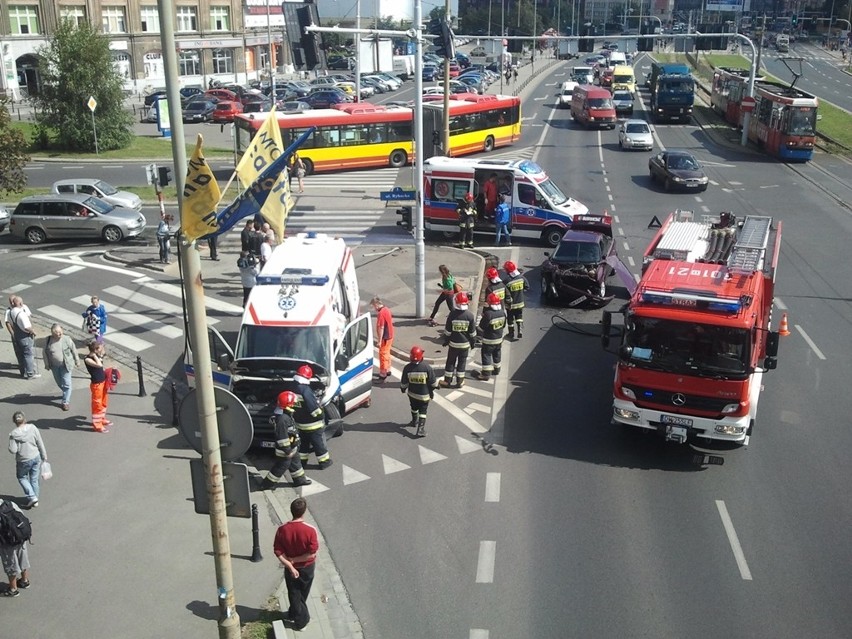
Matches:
[489,246,517,444]
[456,435,481,454]
[774,297,788,310]
[4,284,30,293]
[475,541,497,583]
[459,385,492,399]
[794,324,826,360]
[57,266,85,275]
[464,402,491,415]
[470,630,490,639]
[418,445,448,465]
[138,280,243,314]
[71,294,183,339]
[484,473,501,502]
[101,285,199,320]
[40,304,154,352]
[341,465,370,485]
[715,500,753,581]
[30,274,60,284]
[381,454,411,474]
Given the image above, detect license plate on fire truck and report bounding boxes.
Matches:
[661,414,693,427]
[260,441,276,448]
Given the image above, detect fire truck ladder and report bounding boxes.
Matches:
[727,215,772,274]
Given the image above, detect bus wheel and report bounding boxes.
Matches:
[483,135,495,152]
[543,226,563,247]
[302,158,315,175]
[389,149,408,168]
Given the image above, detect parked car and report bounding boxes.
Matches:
[183,100,217,123]
[618,119,654,151]
[280,100,312,114]
[211,100,243,123]
[0,204,9,233]
[143,89,167,106]
[362,75,392,92]
[374,73,402,90]
[179,86,204,102]
[186,93,219,106]
[446,62,461,78]
[205,88,238,103]
[9,194,146,245]
[648,150,708,191]
[327,56,354,70]
[612,90,635,116]
[52,179,142,211]
[457,75,485,93]
[309,76,338,90]
[278,81,312,98]
[335,82,357,97]
[243,98,273,113]
[304,90,351,109]
[356,82,375,98]
[422,65,439,81]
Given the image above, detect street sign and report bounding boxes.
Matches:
[178,386,254,461]
[145,163,158,185]
[741,96,756,112]
[189,460,252,518]
[87,96,97,112]
[380,186,416,201]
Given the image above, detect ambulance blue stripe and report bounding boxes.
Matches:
[339,357,373,384]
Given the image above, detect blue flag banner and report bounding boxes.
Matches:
[214,127,315,236]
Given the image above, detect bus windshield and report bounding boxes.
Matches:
[236,325,330,371]
[787,107,816,136]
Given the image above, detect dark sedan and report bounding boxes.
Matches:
[648,150,709,192]
[304,89,351,109]
[183,100,216,123]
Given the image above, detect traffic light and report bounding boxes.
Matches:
[578,38,594,53]
[428,17,455,59]
[396,206,412,232]
[791,14,798,27]
[638,36,654,52]
[158,166,172,188]
[297,5,322,69]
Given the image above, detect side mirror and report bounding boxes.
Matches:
[763,356,777,370]
[766,331,779,357]
[601,311,612,349]
[217,353,233,371]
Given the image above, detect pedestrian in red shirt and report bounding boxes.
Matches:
[371,296,394,382]
[273,498,319,630]
[483,172,499,218]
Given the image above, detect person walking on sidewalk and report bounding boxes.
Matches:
[0,497,32,597]
[156,211,172,264]
[205,233,219,260]
[457,192,477,248]
[7,411,46,509]
[290,153,306,193]
[293,365,332,469]
[238,251,259,307]
[503,261,530,340]
[81,296,108,343]
[7,296,38,379]
[494,195,512,246]
[472,293,506,381]
[427,265,456,327]
[273,497,318,631]
[5,295,32,378]
[439,292,476,389]
[400,346,438,437]
[371,296,394,382]
[84,341,111,433]
[261,392,312,489]
[42,323,79,411]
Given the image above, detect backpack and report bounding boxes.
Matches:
[0,501,32,546]
[105,367,121,392]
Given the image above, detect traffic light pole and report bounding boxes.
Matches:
[442,0,451,153]
[413,0,425,318]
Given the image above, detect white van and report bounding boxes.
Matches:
[557,80,578,107]
[608,51,627,67]
[186,232,373,447]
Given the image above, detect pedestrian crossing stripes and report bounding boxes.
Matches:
[218,209,389,247]
[482,145,536,160]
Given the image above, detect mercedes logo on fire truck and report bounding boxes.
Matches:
[671,393,686,406]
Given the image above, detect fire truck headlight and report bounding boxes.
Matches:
[620,386,636,400]
[614,407,640,421]
[720,402,741,414]
[715,424,746,435]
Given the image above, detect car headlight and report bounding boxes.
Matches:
[673,176,685,183]
[614,407,640,421]
[620,386,636,400]
[720,402,742,414]
[714,424,746,435]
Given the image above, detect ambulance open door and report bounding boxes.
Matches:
[184,326,234,389]
[333,313,373,412]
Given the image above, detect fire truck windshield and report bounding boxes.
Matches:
[236,325,330,372]
[624,318,749,377]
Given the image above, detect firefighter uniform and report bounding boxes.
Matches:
[261,409,311,488]
[477,303,506,380]
[400,359,439,437]
[504,269,530,339]
[293,381,331,468]
[485,277,507,310]
[442,304,477,387]
[457,199,477,248]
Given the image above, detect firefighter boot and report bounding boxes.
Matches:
[415,416,427,438]
[260,473,279,491]
[507,326,515,340]
[492,365,501,376]
[472,369,490,382]
[407,411,418,428]
[517,323,523,339]
[292,475,313,487]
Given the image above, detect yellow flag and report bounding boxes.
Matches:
[181,135,221,244]
[260,170,294,243]
[235,107,283,186]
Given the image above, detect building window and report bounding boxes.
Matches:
[140,6,160,33]
[178,50,201,76]
[176,6,198,32]
[102,6,127,33]
[211,48,233,75]
[60,6,87,27]
[210,6,230,31]
[9,5,41,35]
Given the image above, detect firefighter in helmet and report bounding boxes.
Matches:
[503,260,530,340]
[261,390,313,489]
[473,292,507,381]
[457,192,477,249]
[484,266,507,310]
[439,291,477,388]
[400,345,439,437]
[292,364,333,469]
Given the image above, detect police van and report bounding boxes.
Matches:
[423,156,590,246]
[185,232,373,447]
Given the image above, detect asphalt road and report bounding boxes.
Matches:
[4,53,852,638]
[764,41,852,112]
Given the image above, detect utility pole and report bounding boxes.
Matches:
[355,0,361,102]
[442,0,451,154]
[414,0,426,317]
[266,0,276,100]
[156,1,241,637]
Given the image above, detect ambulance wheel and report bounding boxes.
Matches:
[302,158,314,175]
[389,149,408,168]
[325,403,343,438]
[483,135,495,152]
[543,226,563,247]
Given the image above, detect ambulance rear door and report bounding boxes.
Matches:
[333,312,374,412]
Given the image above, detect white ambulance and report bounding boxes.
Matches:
[187,232,373,447]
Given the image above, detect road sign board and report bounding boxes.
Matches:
[380,186,416,201]
[87,96,97,112]
[741,96,756,112]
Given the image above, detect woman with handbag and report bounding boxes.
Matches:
[427,265,458,327]
[42,323,79,412]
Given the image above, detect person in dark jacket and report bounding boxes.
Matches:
[494,195,512,246]
[400,346,439,437]
[439,292,477,389]
[484,267,507,309]
[457,193,477,249]
[261,391,312,489]
[472,292,506,381]
[292,365,332,469]
[503,260,530,340]
[240,219,255,253]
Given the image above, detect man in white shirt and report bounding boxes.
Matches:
[6,296,38,379]
[260,236,273,270]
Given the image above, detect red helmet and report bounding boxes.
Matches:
[455,291,469,305]
[503,260,517,273]
[486,266,499,280]
[277,390,297,409]
[487,292,502,306]
[410,346,424,363]
[464,192,474,202]
[296,364,313,379]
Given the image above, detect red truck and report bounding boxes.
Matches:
[602,210,783,445]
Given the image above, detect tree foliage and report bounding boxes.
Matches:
[33,20,133,152]
[0,98,30,196]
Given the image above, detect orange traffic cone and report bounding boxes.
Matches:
[778,312,791,337]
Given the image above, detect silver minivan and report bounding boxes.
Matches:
[52,178,143,211]
[10,193,147,244]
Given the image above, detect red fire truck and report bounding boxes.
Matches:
[601,210,783,444]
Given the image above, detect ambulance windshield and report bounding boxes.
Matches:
[236,325,330,372]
